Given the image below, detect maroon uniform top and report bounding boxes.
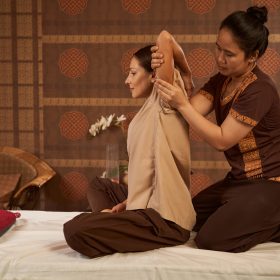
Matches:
[199,66,280,181]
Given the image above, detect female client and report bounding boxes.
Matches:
[63,30,196,258]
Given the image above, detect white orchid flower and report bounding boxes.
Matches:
[99,116,108,130]
[116,114,126,125]
[107,114,115,127]
[89,124,98,136]
[89,114,127,137]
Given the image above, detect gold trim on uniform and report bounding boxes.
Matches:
[198,90,214,103]
[220,72,257,106]
[228,70,264,179]
[230,108,257,127]
[238,131,263,179]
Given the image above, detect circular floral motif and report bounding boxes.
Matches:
[252,0,280,12]
[190,172,212,197]
[122,0,151,15]
[60,171,89,201]
[258,48,280,76]
[120,47,139,74]
[186,48,216,78]
[58,0,88,16]
[58,48,89,79]
[59,111,89,141]
[185,0,216,14]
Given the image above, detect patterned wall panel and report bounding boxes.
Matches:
[0,0,279,210]
[0,0,41,154]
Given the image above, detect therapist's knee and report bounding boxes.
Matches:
[195,230,228,252]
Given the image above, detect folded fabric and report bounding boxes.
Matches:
[127,69,196,231]
[0,209,21,237]
[87,177,128,212]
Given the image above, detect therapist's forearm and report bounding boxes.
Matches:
[178,102,226,151]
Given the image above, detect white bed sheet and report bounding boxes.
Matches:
[1,210,280,280]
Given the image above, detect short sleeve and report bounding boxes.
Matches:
[230,81,275,127]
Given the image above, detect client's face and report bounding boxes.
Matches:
[125,57,152,98]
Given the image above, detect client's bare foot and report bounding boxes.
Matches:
[101,208,112,213]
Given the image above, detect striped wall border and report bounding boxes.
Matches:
[45,159,230,169]
[42,34,280,44]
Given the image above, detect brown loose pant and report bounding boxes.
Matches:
[192,176,280,252]
[63,208,190,258]
[87,177,128,212]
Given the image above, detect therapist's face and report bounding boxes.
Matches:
[215,27,253,78]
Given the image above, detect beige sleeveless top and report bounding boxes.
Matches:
[126,69,196,230]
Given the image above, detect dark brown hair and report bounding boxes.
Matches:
[133,45,154,73]
[220,6,269,58]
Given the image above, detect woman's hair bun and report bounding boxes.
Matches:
[246,6,268,24]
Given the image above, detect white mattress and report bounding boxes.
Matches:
[1,211,280,280]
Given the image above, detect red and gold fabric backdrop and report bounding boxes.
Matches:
[0,0,279,210]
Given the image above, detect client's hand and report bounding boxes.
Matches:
[101,208,112,213]
[111,200,127,213]
[151,45,163,72]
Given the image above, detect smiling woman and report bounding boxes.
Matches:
[63,30,196,258]
[125,45,154,98]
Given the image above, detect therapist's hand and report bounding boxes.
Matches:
[155,78,189,110]
[151,45,163,71]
